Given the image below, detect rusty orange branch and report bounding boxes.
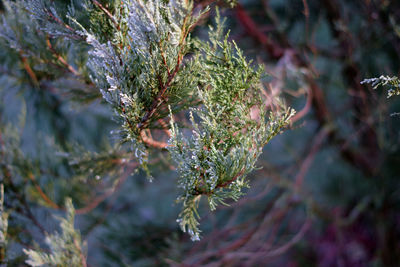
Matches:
[27,173,60,209]
[19,52,39,87]
[46,36,79,76]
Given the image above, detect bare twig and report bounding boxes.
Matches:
[140,129,169,149]
[76,163,138,215]
[27,173,60,209]
[19,52,39,87]
[223,218,311,261]
[92,0,120,30]
[46,36,79,76]
[294,126,330,189]
[235,4,284,59]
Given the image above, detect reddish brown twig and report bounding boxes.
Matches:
[158,119,172,137]
[217,168,246,189]
[235,4,284,59]
[92,0,120,30]
[291,86,312,123]
[27,173,60,209]
[46,36,79,76]
[44,9,74,33]
[19,52,39,87]
[45,37,79,76]
[136,54,183,130]
[294,127,330,189]
[159,42,171,76]
[140,129,169,149]
[222,218,311,261]
[75,164,137,215]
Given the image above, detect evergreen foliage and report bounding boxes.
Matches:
[362,75,400,98]
[0,185,8,266]
[23,199,86,267]
[169,13,294,239]
[1,0,399,265]
[0,0,293,243]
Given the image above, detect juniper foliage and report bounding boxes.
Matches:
[0,0,293,244]
[23,199,86,267]
[1,0,400,265]
[169,13,294,239]
[361,75,400,98]
[0,185,8,266]
[76,0,209,164]
[362,75,400,116]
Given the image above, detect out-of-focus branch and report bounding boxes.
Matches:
[322,0,380,169]
[140,129,169,149]
[290,85,312,123]
[76,162,138,215]
[46,36,79,76]
[223,218,311,261]
[294,126,330,189]
[27,172,60,209]
[240,2,379,176]
[92,0,120,30]
[235,4,284,59]
[19,52,39,87]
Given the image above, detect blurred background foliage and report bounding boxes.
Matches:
[0,0,400,266]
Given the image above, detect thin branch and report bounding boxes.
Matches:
[140,129,169,149]
[294,126,330,189]
[27,173,60,210]
[92,0,120,30]
[43,8,75,33]
[158,119,172,137]
[223,218,311,260]
[19,52,39,87]
[136,53,183,130]
[235,4,284,59]
[290,85,312,123]
[159,42,171,76]
[46,36,79,76]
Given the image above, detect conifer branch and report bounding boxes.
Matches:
[136,61,181,130]
[0,0,295,242]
